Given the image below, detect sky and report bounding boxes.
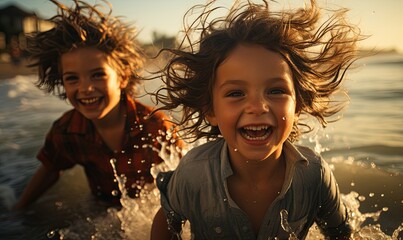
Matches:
[1,0,402,53]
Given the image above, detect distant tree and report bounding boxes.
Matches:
[151,31,176,49]
[141,31,177,58]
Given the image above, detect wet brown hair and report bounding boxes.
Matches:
[28,0,144,99]
[154,0,364,142]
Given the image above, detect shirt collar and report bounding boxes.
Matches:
[220,140,309,196]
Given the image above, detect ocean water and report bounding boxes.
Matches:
[0,53,402,239]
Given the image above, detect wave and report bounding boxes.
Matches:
[366,60,403,66]
[328,144,403,156]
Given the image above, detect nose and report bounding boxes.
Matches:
[245,94,269,115]
[79,78,94,93]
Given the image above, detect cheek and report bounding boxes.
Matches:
[272,97,296,117]
[285,102,296,117]
[63,86,74,98]
[277,98,296,129]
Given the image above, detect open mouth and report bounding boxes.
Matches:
[78,97,102,105]
[240,125,272,141]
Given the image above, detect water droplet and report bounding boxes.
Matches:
[111,190,119,196]
[234,148,238,152]
[350,182,355,187]
[47,230,56,238]
[369,192,375,197]
[280,209,293,233]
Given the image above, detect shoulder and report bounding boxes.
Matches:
[288,143,331,181]
[132,100,171,127]
[174,139,223,179]
[132,100,154,116]
[180,139,223,164]
[292,143,323,166]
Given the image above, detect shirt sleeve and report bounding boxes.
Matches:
[315,158,352,237]
[36,124,75,171]
[156,170,186,232]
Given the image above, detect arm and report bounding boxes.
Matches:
[317,159,352,239]
[151,171,184,240]
[12,165,60,211]
[151,208,182,240]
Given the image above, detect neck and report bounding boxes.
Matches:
[93,102,125,130]
[232,151,285,184]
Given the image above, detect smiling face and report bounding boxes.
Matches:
[61,47,127,121]
[207,44,296,164]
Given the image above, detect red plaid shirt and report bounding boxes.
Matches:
[37,94,181,202]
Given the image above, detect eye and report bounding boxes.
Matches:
[267,88,286,95]
[63,75,78,83]
[92,70,107,80]
[225,90,244,98]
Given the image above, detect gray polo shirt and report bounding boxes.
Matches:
[157,138,350,239]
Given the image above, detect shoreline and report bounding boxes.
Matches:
[0,59,37,80]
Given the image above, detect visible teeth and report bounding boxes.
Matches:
[243,125,268,131]
[80,97,99,104]
[243,134,269,141]
[241,125,271,140]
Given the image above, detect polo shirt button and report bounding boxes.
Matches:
[214,227,222,234]
[242,226,249,232]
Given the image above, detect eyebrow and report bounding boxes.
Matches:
[62,71,76,76]
[62,67,105,76]
[218,79,244,86]
[218,77,291,88]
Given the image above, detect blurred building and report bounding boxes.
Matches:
[0,4,52,62]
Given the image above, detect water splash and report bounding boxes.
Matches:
[53,139,401,240]
[305,191,402,239]
[280,209,298,240]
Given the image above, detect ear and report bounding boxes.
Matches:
[120,76,129,89]
[206,111,218,126]
[119,68,131,89]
